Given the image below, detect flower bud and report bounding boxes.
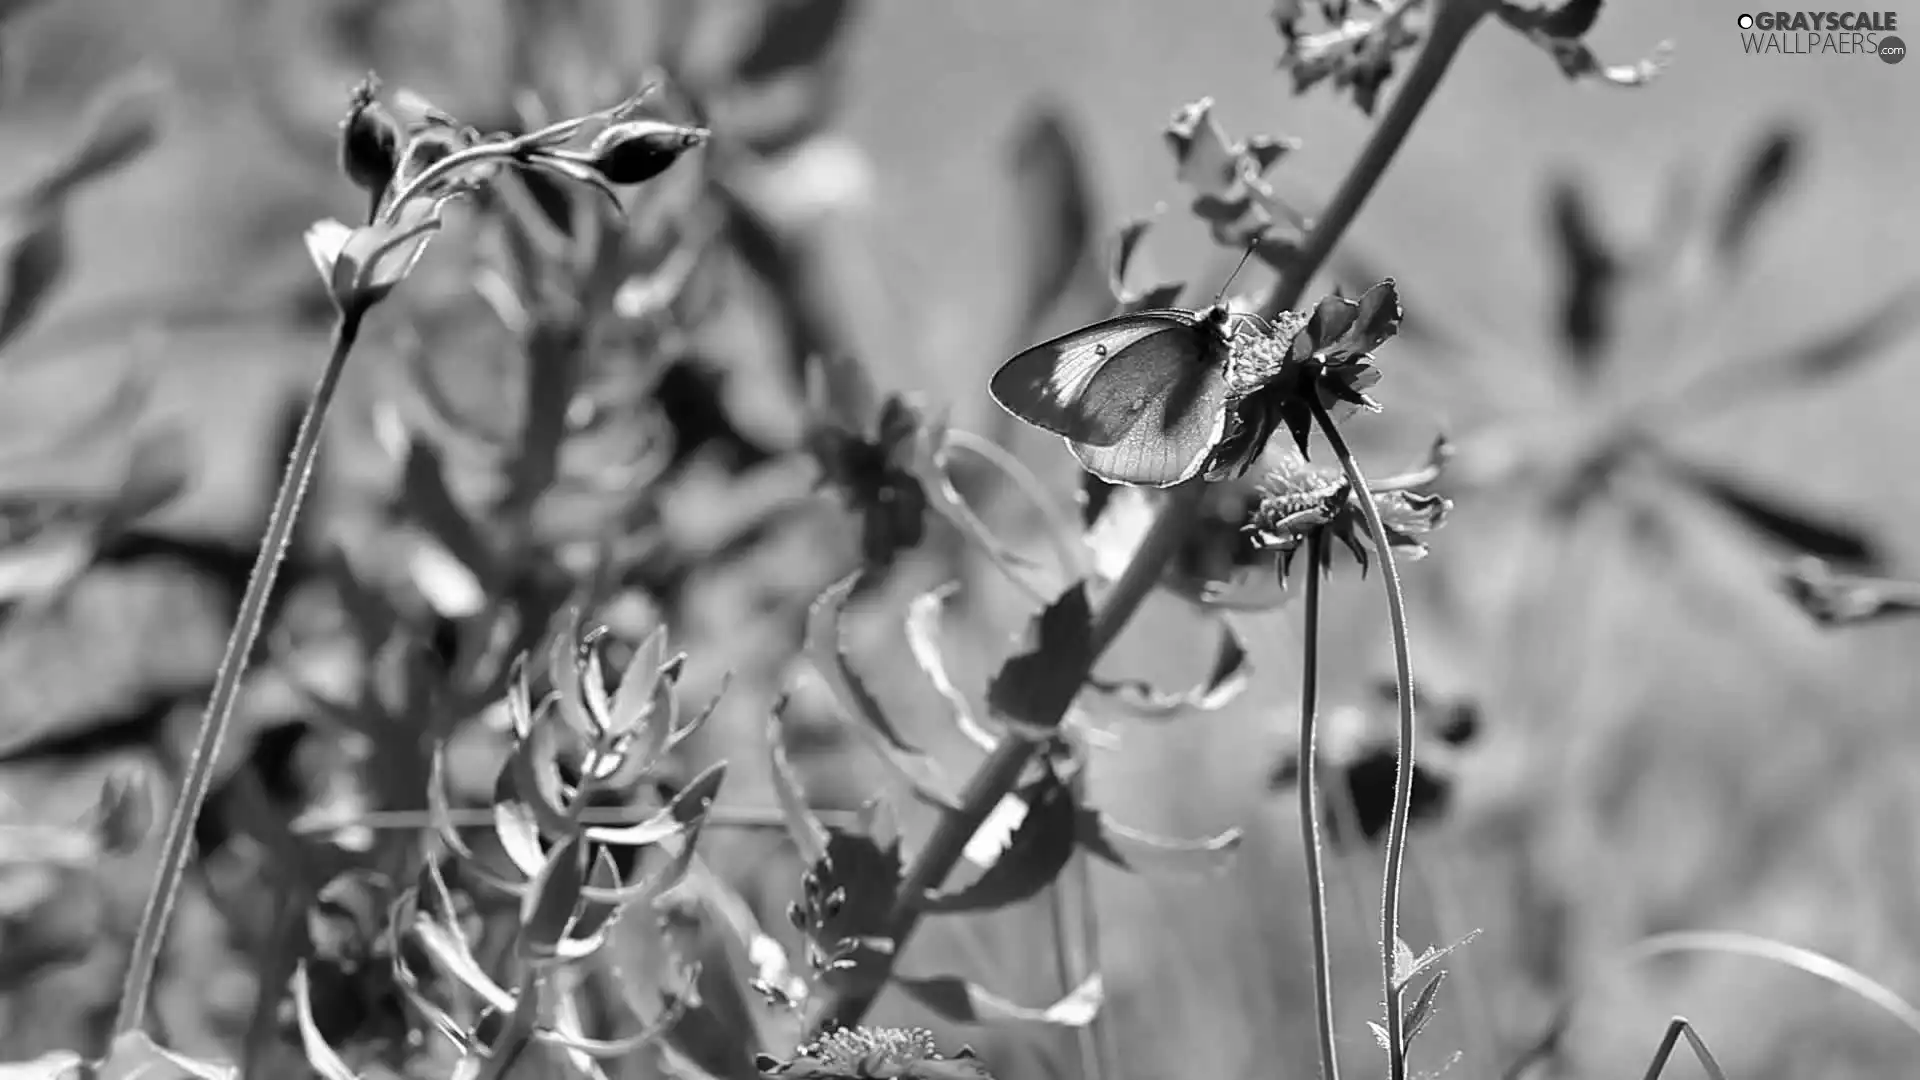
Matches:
[339,75,401,205]
[584,120,709,186]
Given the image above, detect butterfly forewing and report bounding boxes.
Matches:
[990,313,1202,447]
[1070,329,1231,487]
[991,306,1240,488]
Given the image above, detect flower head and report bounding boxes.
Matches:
[758,1027,994,1080]
[1247,442,1450,581]
[1205,280,1401,481]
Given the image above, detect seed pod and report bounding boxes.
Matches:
[584,120,709,186]
[339,75,401,212]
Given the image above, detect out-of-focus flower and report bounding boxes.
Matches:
[758,1027,995,1080]
[807,395,932,567]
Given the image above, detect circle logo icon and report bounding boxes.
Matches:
[1738,13,1754,29]
[1882,35,1907,63]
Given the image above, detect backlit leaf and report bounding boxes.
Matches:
[893,972,1103,1028]
[921,771,1076,914]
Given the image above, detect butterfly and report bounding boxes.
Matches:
[990,304,1272,487]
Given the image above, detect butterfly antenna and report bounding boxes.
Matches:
[1210,237,1262,307]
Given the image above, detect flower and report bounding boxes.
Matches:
[808,395,931,567]
[1246,441,1450,581]
[758,1028,995,1080]
[1205,279,1401,481]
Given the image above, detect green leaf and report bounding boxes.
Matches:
[0,1050,83,1079]
[893,972,1103,1028]
[922,771,1077,914]
[986,583,1094,735]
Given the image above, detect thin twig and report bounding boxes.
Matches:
[1314,397,1418,1080]
[114,307,367,1037]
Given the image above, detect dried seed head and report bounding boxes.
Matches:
[339,75,401,200]
[584,120,709,186]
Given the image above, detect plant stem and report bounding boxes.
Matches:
[803,480,1209,1036]
[802,0,1487,1042]
[1297,532,1341,1080]
[1256,0,1488,323]
[1312,397,1418,1080]
[113,308,366,1037]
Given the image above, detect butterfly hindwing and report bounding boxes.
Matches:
[990,313,1202,447]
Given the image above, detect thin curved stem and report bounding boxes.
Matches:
[1313,397,1418,1080]
[1297,533,1341,1080]
[113,307,366,1036]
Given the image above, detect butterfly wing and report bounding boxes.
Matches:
[990,313,1200,447]
[1069,324,1232,487]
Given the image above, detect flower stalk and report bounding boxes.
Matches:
[114,306,367,1036]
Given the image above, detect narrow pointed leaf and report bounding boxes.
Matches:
[1664,456,1880,569]
[519,835,590,961]
[893,972,1103,1028]
[768,700,832,867]
[1546,176,1616,369]
[1715,126,1799,267]
[1087,619,1250,716]
[1074,809,1241,874]
[905,583,1000,751]
[1401,969,1446,1047]
[807,570,926,754]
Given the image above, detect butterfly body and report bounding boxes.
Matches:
[990,305,1252,488]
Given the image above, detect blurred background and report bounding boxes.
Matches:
[2,0,1919,1078]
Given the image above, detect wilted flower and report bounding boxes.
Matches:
[758,1027,994,1080]
[1247,442,1450,581]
